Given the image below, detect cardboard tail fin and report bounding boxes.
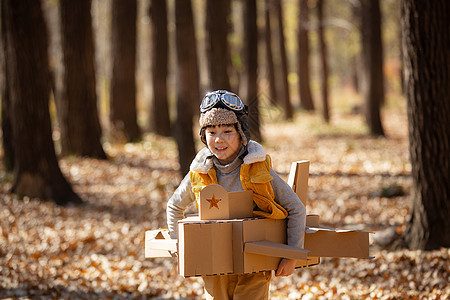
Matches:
[287,160,310,206]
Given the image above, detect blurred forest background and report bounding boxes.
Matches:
[1,0,449,298]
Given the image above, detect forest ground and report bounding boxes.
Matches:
[1,98,449,299]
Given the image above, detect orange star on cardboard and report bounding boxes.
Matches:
[206,194,221,209]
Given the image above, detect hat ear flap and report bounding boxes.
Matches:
[235,122,248,146]
[200,127,207,145]
[236,113,251,145]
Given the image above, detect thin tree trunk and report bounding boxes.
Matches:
[3,0,82,205]
[206,0,231,90]
[58,0,106,158]
[264,0,278,106]
[298,0,314,111]
[175,0,199,175]
[244,0,261,142]
[351,54,361,94]
[224,1,237,93]
[317,0,329,122]
[110,0,141,142]
[150,0,171,136]
[402,0,450,250]
[398,4,405,95]
[275,0,293,119]
[350,1,361,94]
[361,0,385,136]
[0,3,14,171]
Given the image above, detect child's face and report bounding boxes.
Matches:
[205,124,242,165]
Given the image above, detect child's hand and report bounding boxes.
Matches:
[275,258,296,276]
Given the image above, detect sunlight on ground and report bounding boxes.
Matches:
[1,91,448,299]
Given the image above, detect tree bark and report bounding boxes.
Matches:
[175,0,199,175]
[244,0,261,142]
[0,3,14,171]
[110,0,141,142]
[150,0,171,136]
[3,0,82,205]
[275,0,293,119]
[360,0,385,136]
[350,0,361,94]
[298,0,315,111]
[57,0,106,158]
[264,0,278,106]
[402,0,450,250]
[206,0,231,91]
[317,0,329,122]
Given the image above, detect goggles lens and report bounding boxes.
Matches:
[200,90,245,113]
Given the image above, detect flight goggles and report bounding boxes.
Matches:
[200,90,247,113]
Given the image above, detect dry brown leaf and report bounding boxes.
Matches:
[1,111,448,299]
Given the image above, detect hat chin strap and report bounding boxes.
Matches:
[238,144,248,160]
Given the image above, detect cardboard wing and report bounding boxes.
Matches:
[145,229,177,258]
[304,226,370,259]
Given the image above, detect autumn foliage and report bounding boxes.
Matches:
[1,109,448,299]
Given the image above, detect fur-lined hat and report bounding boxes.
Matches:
[199,108,248,145]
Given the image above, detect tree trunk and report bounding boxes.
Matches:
[3,0,82,205]
[244,0,261,142]
[206,0,231,91]
[175,0,199,175]
[57,0,106,158]
[402,0,450,250]
[398,4,405,95]
[360,0,385,136]
[350,0,361,94]
[264,0,278,106]
[298,0,315,111]
[150,0,171,136]
[275,0,293,119]
[0,3,14,171]
[110,0,141,142]
[317,0,329,122]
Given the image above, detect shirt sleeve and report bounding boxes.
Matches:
[270,169,306,248]
[166,173,196,239]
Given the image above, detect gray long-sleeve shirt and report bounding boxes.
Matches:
[166,141,306,248]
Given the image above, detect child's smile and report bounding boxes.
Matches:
[205,124,242,165]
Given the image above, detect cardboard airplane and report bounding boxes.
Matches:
[145,160,370,277]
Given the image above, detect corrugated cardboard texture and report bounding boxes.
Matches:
[199,184,229,220]
[245,240,308,260]
[199,184,253,220]
[305,228,370,258]
[241,218,286,273]
[178,220,234,277]
[295,256,320,268]
[145,230,175,258]
[228,189,253,219]
[288,160,310,206]
[178,218,294,276]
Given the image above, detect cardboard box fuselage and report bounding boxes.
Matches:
[178,216,313,277]
[145,160,370,277]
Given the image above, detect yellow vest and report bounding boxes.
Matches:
[190,154,288,219]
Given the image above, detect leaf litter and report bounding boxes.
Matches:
[1,111,448,299]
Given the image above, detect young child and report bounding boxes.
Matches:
[167,90,306,299]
